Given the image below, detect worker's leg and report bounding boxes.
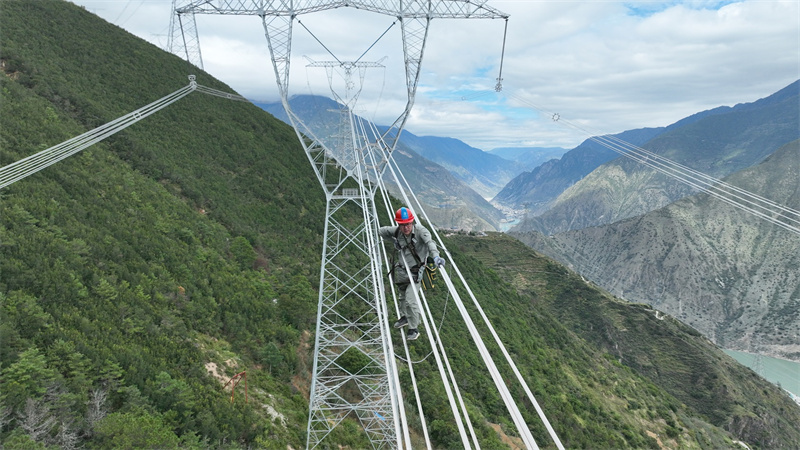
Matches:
[402,281,422,330]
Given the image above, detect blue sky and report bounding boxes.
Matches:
[623,1,741,17]
[71,0,799,151]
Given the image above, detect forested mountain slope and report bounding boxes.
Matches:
[1,1,798,448]
[512,140,800,362]
[1,1,325,447]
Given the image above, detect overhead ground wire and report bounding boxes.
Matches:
[381,119,566,447]
[590,133,800,231]
[0,82,193,189]
[356,122,452,367]
[357,130,408,450]
[384,163,476,450]
[592,131,800,219]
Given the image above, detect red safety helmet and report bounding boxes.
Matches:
[394,207,415,224]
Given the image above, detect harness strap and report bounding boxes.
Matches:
[388,227,424,281]
[394,227,424,266]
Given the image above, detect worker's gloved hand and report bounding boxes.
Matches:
[434,256,445,267]
[422,257,438,290]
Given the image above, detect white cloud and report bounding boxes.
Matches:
[71,0,800,150]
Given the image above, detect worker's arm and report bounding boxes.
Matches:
[378,225,396,241]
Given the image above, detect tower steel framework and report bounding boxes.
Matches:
[167,0,203,69]
[168,1,508,447]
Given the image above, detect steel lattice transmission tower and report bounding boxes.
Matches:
[167,0,203,70]
[169,1,508,447]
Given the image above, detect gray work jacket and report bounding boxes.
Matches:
[379,224,440,285]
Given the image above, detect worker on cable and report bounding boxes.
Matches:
[379,207,446,341]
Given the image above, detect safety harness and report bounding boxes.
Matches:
[388,227,438,289]
[388,227,424,283]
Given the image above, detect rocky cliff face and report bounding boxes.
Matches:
[513,140,800,361]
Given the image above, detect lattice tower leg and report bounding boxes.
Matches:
[168,3,204,69]
[306,191,399,449]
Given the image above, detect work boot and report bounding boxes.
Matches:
[393,316,408,329]
[406,328,420,341]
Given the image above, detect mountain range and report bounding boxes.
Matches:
[507,81,800,235]
[487,146,568,172]
[257,96,506,230]
[492,127,664,216]
[2,1,799,448]
[393,133,519,199]
[503,81,800,364]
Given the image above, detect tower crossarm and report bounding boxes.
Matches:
[175,0,508,20]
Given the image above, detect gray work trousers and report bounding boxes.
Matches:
[396,281,422,329]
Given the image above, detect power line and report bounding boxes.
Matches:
[0,77,250,191]
[1,79,192,190]
[373,120,563,449]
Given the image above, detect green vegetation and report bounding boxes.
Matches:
[1,1,319,447]
[1,1,798,448]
